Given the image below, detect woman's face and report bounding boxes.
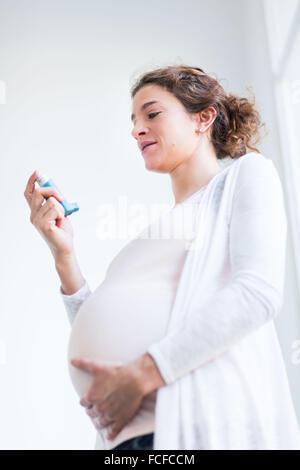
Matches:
[131,84,200,173]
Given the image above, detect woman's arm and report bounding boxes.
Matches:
[56,253,92,325]
[55,252,86,295]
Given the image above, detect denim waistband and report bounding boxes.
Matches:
[111,432,154,450]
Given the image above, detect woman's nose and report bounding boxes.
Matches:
[132,128,146,139]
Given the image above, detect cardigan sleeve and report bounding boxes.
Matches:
[60,280,92,326]
[146,155,288,385]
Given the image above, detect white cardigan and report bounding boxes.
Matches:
[61,152,300,450]
[145,152,300,450]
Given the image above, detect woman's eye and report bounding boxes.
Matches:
[148,112,160,119]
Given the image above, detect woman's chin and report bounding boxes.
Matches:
[144,156,165,172]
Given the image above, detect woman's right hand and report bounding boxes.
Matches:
[24,170,75,260]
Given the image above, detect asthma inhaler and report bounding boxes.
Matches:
[36,174,79,217]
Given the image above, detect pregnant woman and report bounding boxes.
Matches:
[24,65,300,450]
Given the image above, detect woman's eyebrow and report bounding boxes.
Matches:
[131,100,161,122]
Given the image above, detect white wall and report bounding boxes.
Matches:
[0,0,299,449]
[241,0,300,421]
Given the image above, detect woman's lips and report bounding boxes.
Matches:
[142,143,157,153]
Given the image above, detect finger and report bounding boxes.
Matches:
[94,416,115,432]
[29,187,49,218]
[70,358,99,373]
[85,406,100,418]
[80,396,93,408]
[24,170,39,203]
[107,423,121,440]
[31,194,64,224]
[37,197,65,223]
[31,187,63,212]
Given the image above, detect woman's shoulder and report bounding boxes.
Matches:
[235,151,278,182]
[231,151,283,202]
[237,151,274,170]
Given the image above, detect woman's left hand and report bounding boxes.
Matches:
[70,357,145,440]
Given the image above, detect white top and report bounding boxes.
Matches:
[62,185,206,450]
[61,152,300,450]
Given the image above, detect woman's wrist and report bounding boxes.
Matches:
[55,253,86,295]
[127,352,167,397]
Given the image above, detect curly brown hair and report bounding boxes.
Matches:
[130,65,267,159]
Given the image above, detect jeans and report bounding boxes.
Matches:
[111,433,154,450]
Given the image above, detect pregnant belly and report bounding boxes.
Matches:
[67,282,173,398]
